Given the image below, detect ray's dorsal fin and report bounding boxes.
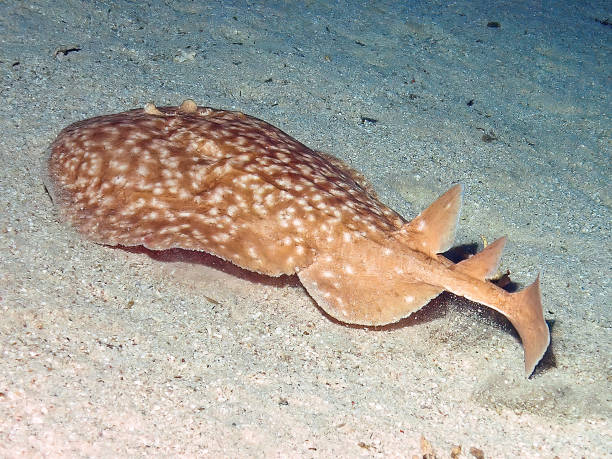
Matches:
[395,184,463,256]
[453,236,507,280]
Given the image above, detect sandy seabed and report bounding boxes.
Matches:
[0,1,610,457]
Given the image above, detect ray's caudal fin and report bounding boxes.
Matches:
[502,276,550,376]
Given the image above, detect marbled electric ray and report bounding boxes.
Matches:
[45,100,550,376]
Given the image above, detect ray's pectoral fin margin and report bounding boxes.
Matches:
[296,237,444,326]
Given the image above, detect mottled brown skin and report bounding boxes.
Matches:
[46,103,404,275]
[46,100,550,376]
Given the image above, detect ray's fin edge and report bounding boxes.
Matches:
[505,275,550,376]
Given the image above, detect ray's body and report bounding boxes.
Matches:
[46,100,550,376]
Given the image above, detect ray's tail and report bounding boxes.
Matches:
[395,184,550,376]
[298,184,550,377]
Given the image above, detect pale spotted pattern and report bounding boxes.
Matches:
[46,103,405,276]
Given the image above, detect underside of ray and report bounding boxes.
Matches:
[398,184,463,256]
